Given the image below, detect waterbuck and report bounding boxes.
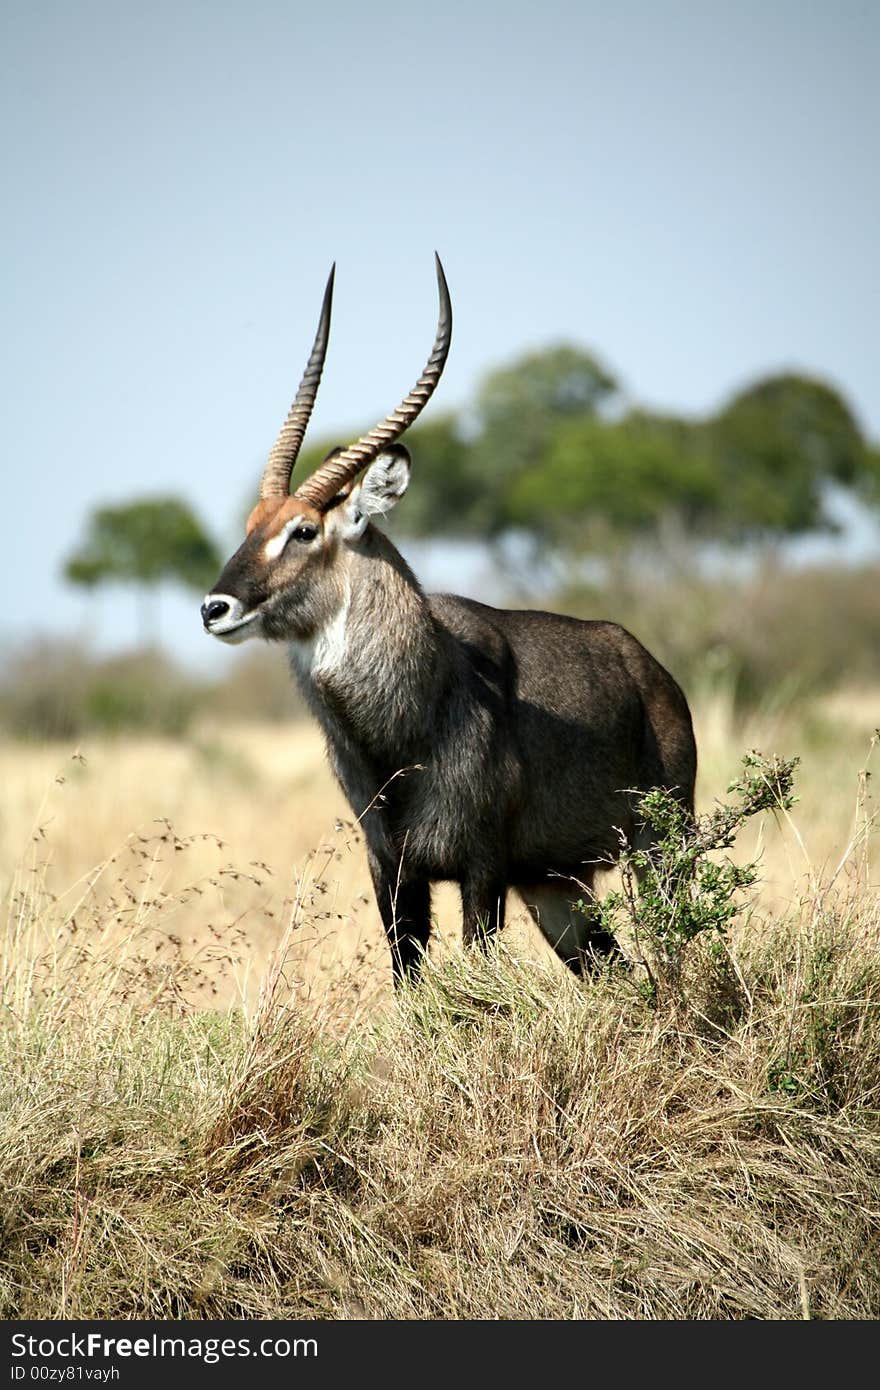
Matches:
[202,258,697,983]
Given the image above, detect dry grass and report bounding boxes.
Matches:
[0,688,878,1319]
[1,684,876,1002]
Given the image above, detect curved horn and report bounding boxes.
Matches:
[295,253,452,510]
[259,264,336,500]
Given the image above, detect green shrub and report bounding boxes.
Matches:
[594,751,798,1005]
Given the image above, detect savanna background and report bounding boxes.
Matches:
[2,1,878,1320]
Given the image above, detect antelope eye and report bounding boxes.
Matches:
[292,524,318,543]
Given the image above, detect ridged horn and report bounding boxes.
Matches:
[294,253,452,510]
[259,264,335,500]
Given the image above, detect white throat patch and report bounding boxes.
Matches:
[288,593,350,679]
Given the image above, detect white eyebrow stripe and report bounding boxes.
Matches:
[264,515,308,560]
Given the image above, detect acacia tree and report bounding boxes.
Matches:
[707,373,873,537]
[64,497,221,646]
[237,350,878,563]
[398,360,877,554]
[378,345,622,541]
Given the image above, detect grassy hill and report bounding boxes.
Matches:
[1,693,878,1318]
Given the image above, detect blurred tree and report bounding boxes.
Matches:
[470,346,620,522]
[462,366,875,550]
[708,373,872,537]
[859,445,880,508]
[389,345,622,539]
[237,357,878,562]
[505,414,722,544]
[477,344,619,429]
[64,497,222,644]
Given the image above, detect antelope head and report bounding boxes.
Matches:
[201,257,452,645]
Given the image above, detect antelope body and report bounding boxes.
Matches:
[202,260,697,982]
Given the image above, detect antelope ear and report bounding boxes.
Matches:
[337,445,411,541]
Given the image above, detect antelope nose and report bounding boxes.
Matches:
[201,598,230,626]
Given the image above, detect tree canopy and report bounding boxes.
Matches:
[392,358,876,547]
[65,497,221,593]
[244,348,877,553]
[707,373,871,535]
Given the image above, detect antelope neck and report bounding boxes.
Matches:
[288,529,440,745]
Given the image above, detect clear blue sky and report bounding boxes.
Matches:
[3,0,878,669]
